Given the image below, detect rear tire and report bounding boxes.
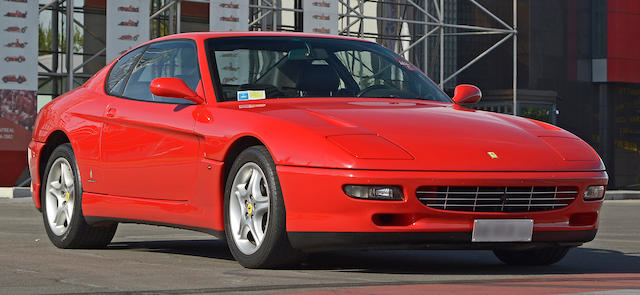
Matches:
[41,143,118,249]
[493,247,570,265]
[224,146,304,268]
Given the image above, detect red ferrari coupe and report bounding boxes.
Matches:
[28,32,607,268]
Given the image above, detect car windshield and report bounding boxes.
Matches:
[207,36,451,102]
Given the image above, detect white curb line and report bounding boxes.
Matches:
[0,187,31,199]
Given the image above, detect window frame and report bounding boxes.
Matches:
[104,38,202,105]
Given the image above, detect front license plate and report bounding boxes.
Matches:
[472,219,533,242]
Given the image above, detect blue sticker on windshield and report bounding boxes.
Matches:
[237,92,249,101]
[237,90,266,101]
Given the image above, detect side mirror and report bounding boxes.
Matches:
[452,84,482,104]
[150,77,204,104]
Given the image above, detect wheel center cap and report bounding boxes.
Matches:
[65,191,70,201]
[247,203,253,214]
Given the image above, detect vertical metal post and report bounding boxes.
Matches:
[424,0,429,75]
[176,0,181,33]
[155,0,160,38]
[272,0,277,30]
[52,0,59,97]
[358,0,364,37]
[169,2,175,35]
[262,0,266,30]
[439,0,444,88]
[66,0,74,92]
[513,0,518,115]
[346,0,350,36]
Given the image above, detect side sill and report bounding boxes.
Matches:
[84,216,225,240]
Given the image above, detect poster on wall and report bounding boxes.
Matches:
[106,0,150,63]
[210,1,249,90]
[303,0,338,34]
[0,0,38,186]
[209,0,248,32]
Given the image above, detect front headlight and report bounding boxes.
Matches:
[343,185,404,201]
[583,185,605,201]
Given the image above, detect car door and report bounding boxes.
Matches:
[99,40,202,201]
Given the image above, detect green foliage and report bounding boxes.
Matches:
[152,20,169,38]
[38,23,83,55]
[520,107,551,123]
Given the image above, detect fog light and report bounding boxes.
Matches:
[583,185,605,201]
[343,185,404,201]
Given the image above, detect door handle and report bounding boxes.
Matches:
[106,106,116,118]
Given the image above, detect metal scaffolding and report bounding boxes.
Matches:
[37,0,518,114]
[338,0,518,114]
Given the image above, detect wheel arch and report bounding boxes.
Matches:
[220,136,267,204]
[39,130,72,194]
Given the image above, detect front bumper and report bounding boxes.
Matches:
[276,166,607,251]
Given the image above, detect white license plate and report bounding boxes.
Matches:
[472,219,533,242]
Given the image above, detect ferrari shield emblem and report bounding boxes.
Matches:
[487,152,499,159]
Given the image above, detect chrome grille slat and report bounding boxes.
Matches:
[427,203,569,207]
[418,197,575,201]
[416,186,578,213]
[415,191,578,195]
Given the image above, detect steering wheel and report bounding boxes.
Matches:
[356,84,395,97]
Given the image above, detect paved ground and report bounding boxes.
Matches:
[0,198,639,295]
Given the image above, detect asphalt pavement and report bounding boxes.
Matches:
[1,198,639,295]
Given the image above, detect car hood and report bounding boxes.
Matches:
[226,98,605,172]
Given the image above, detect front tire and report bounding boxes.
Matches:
[41,143,117,249]
[224,146,303,268]
[493,247,570,265]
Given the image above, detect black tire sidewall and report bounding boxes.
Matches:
[224,146,287,267]
[41,143,87,248]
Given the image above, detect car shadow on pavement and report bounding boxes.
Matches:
[107,239,235,261]
[300,247,640,275]
[104,239,640,275]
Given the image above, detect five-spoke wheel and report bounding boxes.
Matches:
[224,146,303,268]
[44,157,76,236]
[41,144,118,248]
[228,162,271,255]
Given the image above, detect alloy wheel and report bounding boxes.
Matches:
[44,157,75,236]
[228,162,271,255]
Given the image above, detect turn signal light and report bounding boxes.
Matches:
[343,185,404,201]
[583,185,605,201]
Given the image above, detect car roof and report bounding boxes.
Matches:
[111,32,377,68]
[148,31,375,44]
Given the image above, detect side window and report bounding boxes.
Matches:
[122,40,200,104]
[106,46,146,96]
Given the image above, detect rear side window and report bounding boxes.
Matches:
[106,46,146,96]
[122,40,200,104]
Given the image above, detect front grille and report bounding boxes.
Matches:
[416,186,578,212]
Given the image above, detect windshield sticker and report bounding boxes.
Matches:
[237,90,266,101]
